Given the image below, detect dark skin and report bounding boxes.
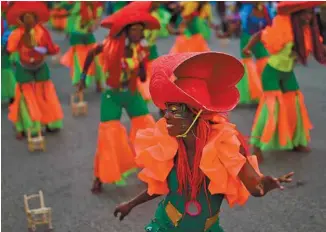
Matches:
[242,9,316,157]
[84,24,147,193]
[77,23,147,93]
[114,102,294,221]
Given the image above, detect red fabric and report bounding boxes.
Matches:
[80,2,103,22]
[150,52,244,113]
[6,1,49,26]
[1,1,9,13]
[277,1,322,15]
[100,3,160,36]
[38,24,60,55]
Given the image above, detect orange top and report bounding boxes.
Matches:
[134,117,262,207]
[7,24,59,65]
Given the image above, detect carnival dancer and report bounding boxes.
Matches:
[48,1,72,32]
[170,2,212,53]
[78,6,160,191]
[113,52,294,231]
[6,1,64,139]
[1,2,16,104]
[237,2,272,105]
[60,2,105,92]
[243,1,326,161]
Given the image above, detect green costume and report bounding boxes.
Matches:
[145,168,224,232]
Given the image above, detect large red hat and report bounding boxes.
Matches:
[1,2,9,13]
[150,52,244,112]
[277,1,322,15]
[100,1,152,29]
[6,1,49,26]
[101,2,159,37]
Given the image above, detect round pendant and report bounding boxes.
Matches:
[185,200,202,216]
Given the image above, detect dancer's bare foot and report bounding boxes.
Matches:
[253,146,264,163]
[293,145,311,153]
[91,178,103,194]
[16,132,25,140]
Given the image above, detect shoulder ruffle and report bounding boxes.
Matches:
[134,118,178,195]
[261,15,293,54]
[200,122,261,207]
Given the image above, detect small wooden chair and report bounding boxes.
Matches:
[27,129,45,152]
[24,190,53,231]
[71,92,88,116]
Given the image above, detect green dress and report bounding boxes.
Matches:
[145,168,224,232]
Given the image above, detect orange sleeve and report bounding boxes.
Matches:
[7,27,24,53]
[134,119,178,196]
[261,15,294,54]
[200,122,262,208]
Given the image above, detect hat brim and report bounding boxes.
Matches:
[150,52,244,112]
[103,12,160,37]
[277,1,322,15]
[6,1,49,26]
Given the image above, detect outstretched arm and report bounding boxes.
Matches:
[114,190,160,221]
[242,31,262,56]
[238,146,294,197]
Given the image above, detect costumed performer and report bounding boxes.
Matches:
[113,52,294,232]
[243,1,326,161]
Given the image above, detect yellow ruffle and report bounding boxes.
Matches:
[134,118,262,207]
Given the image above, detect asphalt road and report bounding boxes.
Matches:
[2,25,326,232]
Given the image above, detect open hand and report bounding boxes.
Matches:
[242,46,252,56]
[257,172,294,195]
[114,202,133,221]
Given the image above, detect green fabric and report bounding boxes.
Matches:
[262,64,299,92]
[240,32,269,59]
[149,44,159,61]
[69,32,96,46]
[114,168,138,186]
[184,16,202,37]
[197,17,211,41]
[112,2,128,12]
[100,89,149,122]
[268,42,295,72]
[236,64,259,104]
[250,96,308,151]
[14,94,41,136]
[15,62,50,83]
[156,7,172,38]
[9,52,19,65]
[47,120,63,130]
[146,168,224,232]
[1,51,17,101]
[71,53,104,87]
[65,2,80,34]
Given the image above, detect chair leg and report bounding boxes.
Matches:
[48,210,53,229]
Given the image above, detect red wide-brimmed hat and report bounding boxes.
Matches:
[101,2,159,37]
[6,1,49,26]
[1,1,9,13]
[277,1,322,15]
[150,52,244,112]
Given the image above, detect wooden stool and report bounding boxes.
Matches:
[27,130,45,152]
[71,92,88,116]
[24,190,53,232]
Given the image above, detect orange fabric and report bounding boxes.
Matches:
[34,80,64,124]
[283,91,313,141]
[135,118,262,207]
[8,83,42,123]
[169,34,210,54]
[242,58,263,100]
[130,114,156,143]
[261,15,314,56]
[94,121,137,183]
[261,15,293,55]
[255,57,268,78]
[257,91,291,146]
[60,44,96,78]
[137,61,153,101]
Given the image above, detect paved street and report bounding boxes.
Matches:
[2,23,326,232]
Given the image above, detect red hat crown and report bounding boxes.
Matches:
[150,52,245,112]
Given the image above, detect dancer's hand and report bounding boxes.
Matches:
[242,46,252,56]
[114,202,133,221]
[77,73,87,92]
[257,172,294,195]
